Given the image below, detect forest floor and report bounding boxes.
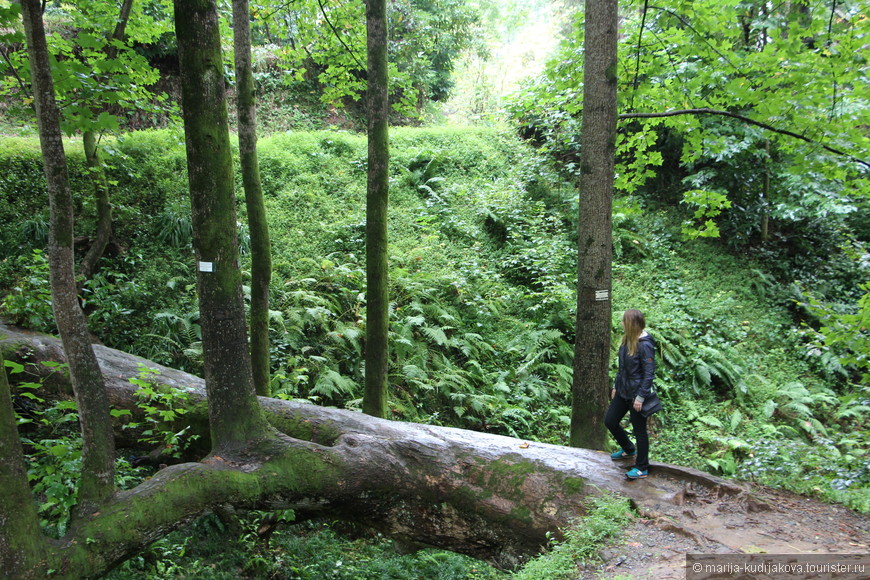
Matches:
[577,461,870,579]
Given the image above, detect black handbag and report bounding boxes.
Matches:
[640,391,662,417]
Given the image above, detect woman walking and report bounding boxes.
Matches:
[605,309,656,479]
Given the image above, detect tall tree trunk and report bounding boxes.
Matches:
[233,0,273,397]
[20,0,116,514]
[363,0,390,418]
[0,361,45,575]
[77,0,133,282]
[570,0,618,449]
[78,129,113,281]
[174,0,273,449]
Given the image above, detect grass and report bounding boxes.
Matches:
[513,494,635,580]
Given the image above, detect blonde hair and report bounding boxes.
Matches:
[621,309,646,356]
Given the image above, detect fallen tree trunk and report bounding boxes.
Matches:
[1,325,743,576]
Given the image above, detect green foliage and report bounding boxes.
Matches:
[1,249,55,333]
[680,189,732,239]
[6,359,81,537]
[108,517,504,580]
[0,0,173,135]
[250,0,482,117]
[0,139,50,254]
[654,327,746,396]
[111,130,190,229]
[5,358,189,536]
[799,283,870,385]
[736,433,870,513]
[128,365,200,459]
[145,309,203,374]
[507,0,869,308]
[513,494,634,580]
[154,200,194,249]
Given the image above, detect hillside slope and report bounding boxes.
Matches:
[0,127,866,514]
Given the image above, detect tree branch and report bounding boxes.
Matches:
[629,0,650,109]
[619,108,870,170]
[316,0,365,70]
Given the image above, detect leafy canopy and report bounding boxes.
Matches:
[508,0,870,226]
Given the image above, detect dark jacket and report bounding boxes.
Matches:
[614,334,656,402]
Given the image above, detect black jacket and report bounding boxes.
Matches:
[613,334,656,402]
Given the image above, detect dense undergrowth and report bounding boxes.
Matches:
[1,126,867,577]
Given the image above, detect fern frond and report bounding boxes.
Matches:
[310,369,356,398]
[422,325,451,347]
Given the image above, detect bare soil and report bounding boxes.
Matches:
[577,463,870,579]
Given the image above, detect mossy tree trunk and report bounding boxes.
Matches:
[174,0,273,447]
[0,359,45,574]
[233,0,272,397]
[363,0,390,418]
[20,0,116,514]
[570,0,618,449]
[78,129,113,282]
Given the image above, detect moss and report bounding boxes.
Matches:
[53,442,346,575]
[510,504,532,523]
[562,476,585,495]
[484,455,537,489]
[264,411,343,446]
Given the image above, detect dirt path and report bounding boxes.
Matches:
[579,462,870,578]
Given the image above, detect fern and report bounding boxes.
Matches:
[146,310,203,371]
[154,206,193,248]
[729,409,743,433]
[422,324,451,347]
[310,369,357,399]
[653,328,745,395]
[835,391,870,422]
[653,327,690,368]
[747,268,778,299]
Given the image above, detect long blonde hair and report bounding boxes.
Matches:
[621,309,646,356]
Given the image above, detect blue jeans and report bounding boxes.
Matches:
[605,395,649,471]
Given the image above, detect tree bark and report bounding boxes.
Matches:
[174,0,273,448]
[1,324,747,578]
[570,0,618,449]
[363,0,390,418]
[233,0,273,397]
[0,357,45,574]
[78,130,114,282]
[20,0,116,515]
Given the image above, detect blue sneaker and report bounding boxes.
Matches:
[610,449,636,460]
[625,467,648,479]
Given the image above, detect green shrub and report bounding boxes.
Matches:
[1,249,55,333]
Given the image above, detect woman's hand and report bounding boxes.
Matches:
[633,399,642,412]
[611,388,616,400]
